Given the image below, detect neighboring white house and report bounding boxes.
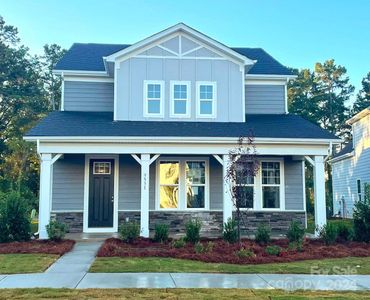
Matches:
[332,107,370,218]
[24,23,340,239]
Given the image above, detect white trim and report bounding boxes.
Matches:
[155,157,210,211]
[25,136,341,145]
[170,81,191,118]
[51,154,63,165]
[113,65,118,120]
[196,81,217,119]
[143,80,165,118]
[83,155,119,233]
[60,73,65,111]
[157,44,179,56]
[347,107,370,125]
[330,151,354,163]
[105,23,253,65]
[51,210,83,213]
[245,74,297,80]
[53,70,109,76]
[181,45,203,56]
[302,160,306,214]
[63,76,114,83]
[134,55,234,61]
[131,154,142,164]
[284,82,288,114]
[245,79,287,85]
[212,154,223,165]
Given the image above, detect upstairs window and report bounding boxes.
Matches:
[170,81,191,117]
[196,82,216,118]
[144,81,164,117]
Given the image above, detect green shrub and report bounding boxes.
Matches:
[288,241,303,252]
[255,223,271,245]
[223,218,238,244]
[46,220,68,241]
[286,220,305,243]
[171,237,186,248]
[235,248,255,259]
[353,199,370,243]
[185,219,202,244]
[319,223,337,245]
[154,224,169,243]
[0,192,31,243]
[194,241,214,254]
[265,245,281,256]
[335,221,354,242]
[119,221,140,243]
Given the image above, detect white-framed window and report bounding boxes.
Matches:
[156,158,209,210]
[357,179,362,201]
[159,161,180,209]
[196,82,216,118]
[143,80,164,117]
[170,81,191,118]
[93,162,111,175]
[234,162,255,209]
[261,161,282,209]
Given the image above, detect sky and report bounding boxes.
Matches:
[2,0,369,103]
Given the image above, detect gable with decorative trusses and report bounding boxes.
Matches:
[105,23,255,67]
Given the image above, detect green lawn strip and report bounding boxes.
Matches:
[306,215,353,234]
[90,256,370,275]
[0,288,369,300]
[0,254,59,274]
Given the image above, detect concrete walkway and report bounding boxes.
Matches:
[0,242,369,290]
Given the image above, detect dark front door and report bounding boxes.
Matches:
[88,159,114,228]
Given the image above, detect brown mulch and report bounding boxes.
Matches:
[97,237,370,265]
[0,240,75,255]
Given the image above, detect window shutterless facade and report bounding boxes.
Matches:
[232,159,285,211]
[170,81,191,118]
[156,158,209,210]
[143,80,164,117]
[196,82,216,118]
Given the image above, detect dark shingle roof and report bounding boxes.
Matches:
[26,111,338,140]
[333,141,353,158]
[54,43,294,76]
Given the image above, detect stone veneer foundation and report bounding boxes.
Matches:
[52,211,306,235]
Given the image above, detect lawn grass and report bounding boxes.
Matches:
[90,256,370,274]
[0,288,370,300]
[0,254,58,274]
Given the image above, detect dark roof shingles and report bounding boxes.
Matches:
[54,43,294,76]
[26,111,338,140]
[333,141,353,158]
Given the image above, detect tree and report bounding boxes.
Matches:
[40,44,66,110]
[225,135,259,243]
[314,59,354,140]
[288,69,320,125]
[352,72,370,114]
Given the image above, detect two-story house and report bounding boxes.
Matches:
[25,24,339,239]
[332,107,370,218]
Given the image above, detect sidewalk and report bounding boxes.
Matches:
[0,242,369,290]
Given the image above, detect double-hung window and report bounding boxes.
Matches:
[261,162,282,209]
[170,81,190,117]
[196,82,216,118]
[186,161,206,208]
[159,161,180,209]
[235,162,255,209]
[144,80,164,117]
[158,158,208,210]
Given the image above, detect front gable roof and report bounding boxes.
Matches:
[54,24,294,76]
[104,23,254,65]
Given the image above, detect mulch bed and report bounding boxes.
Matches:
[0,240,75,255]
[98,237,370,264]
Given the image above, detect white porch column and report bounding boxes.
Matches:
[39,153,52,239]
[140,154,150,238]
[314,155,327,235]
[222,155,233,225]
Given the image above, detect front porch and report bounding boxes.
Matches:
[37,140,328,239]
